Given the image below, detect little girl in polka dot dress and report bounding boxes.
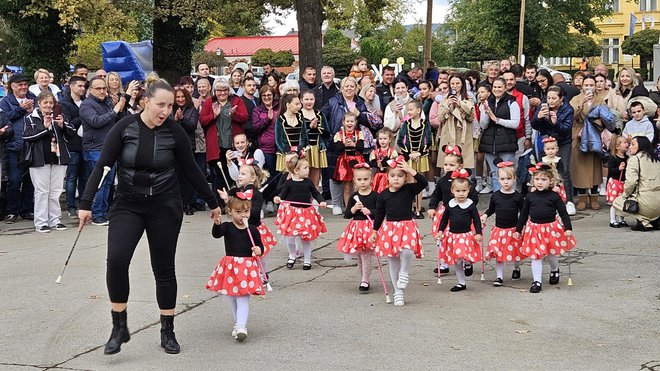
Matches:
[368,157,428,306]
[274,154,327,270]
[219,159,276,283]
[206,193,265,341]
[515,164,576,294]
[480,159,524,286]
[437,170,483,292]
[336,164,378,293]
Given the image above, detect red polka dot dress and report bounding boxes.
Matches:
[333,130,365,182]
[227,185,276,255]
[372,172,428,259]
[257,223,276,256]
[337,191,378,254]
[205,222,265,296]
[606,178,624,203]
[483,190,525,263]
[370,148,397,193]
[430,205,446,238]
[606,155,627,203]
[438,199,483,265]
[275,178,327,241]
[516,189,576,260]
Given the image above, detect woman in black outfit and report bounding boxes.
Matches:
[78,76,222,355]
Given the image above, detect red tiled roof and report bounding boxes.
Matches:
[204,36,299,57]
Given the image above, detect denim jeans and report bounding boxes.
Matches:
[485,152,516,192]
[83,150,115,220]
[65,151,87,210]
[5,150,34,215]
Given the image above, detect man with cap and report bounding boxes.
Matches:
[0,73,38,223]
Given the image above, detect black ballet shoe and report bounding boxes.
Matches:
[433,266,450,275]
[609,222,621,228]
[358,282,370,292]
[492,278,503,287]
[160,315,180,354]
[104,310,130,355]
[511,269,521,280]
[286,259,295,269]
[530,281,542,293]
[450,284,466,292]
[618,220,629,228]
[549,270,560,285]
[302,263,312,270]
[464,263,473,277]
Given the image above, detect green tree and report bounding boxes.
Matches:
[251,49,294,67]
[322,44,356,77]
[448,0,612,63]
[622,29,660,62]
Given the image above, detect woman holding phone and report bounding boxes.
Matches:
[383,79,414,133]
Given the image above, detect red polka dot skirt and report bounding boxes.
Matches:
[606,178,624,203]
[440,231,482,264]
[486,226,523,263]
[519,219,576,259]
[257,223,276,256]
[375,220,424,258]
[372,172,389,193]
[275,204,327,241]
[337,219,374,254]
[556,184,567,203]
[430,204,446,238]
[205,256,264,296]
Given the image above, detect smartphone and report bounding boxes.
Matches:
[53,104,62,118]
[541,103,548,109]
[585,88,594,95]
[449,89,457,98]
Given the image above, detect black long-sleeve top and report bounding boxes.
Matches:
[439,199,483,234]
[516,189,572,233]
[607,154,628,182]
[373,172,428,230]
[228,184,263,226]
[484,190,524,228]
[212,222,263,257]
[428,173,479,210]
[344,191,378,220]
[80,114,218,210]
[278,178,325,208]
[275,172,289,195]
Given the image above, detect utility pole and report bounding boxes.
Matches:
[424,0,433,68]
[517,0,526,64]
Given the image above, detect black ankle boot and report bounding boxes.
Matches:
[104,310,130,355]
[160,314,180,354]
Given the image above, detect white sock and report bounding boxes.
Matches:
[531,259,543,282]
[454,260,466,285]
[610,206,617,224]
[388,257,403,294]
[235,295,250,328]
[302,240,312,264]
[495,262,505,279]
[229,297,237,323]
[286,236,297,260]
[547,255,559,272]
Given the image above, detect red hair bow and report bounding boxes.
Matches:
[444,145,462,156]
[353,163,370,169]
[451,169,470,179]
[288,146,306,158]
[528,163,550,174]
[496,161,514,168]
[542,136,557,143]
[236,189,253,200]
[387,155,406,168]
[238,158,255,166]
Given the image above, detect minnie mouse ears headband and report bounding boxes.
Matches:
[286,146,307,160]
[493,157,514,168]
[353,163,371,169]
[442,145,462,156]
[235,189,253,200]
[238,158,260,166]
[450,169,470,179]
[542,136,557,143]
[528,163,552,174]
[387,155,406,168]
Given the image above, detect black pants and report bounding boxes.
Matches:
[106,191,183,310]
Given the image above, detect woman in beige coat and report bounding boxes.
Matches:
[430,73,475,169]
[570,76,604,210]
[613,136,660,231]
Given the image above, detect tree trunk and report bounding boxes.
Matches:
[296,0,324,83]
[152,10,194,84]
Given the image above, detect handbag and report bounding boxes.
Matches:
[622,157,641,214]
[17,141,33,169]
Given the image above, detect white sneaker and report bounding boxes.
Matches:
[393,292,405,306]
[396,272,409,289]
[598,182,607,196]
[235,327,248,341]
[475,180,485,193]
[231,326,237,338]
[479,184,493,194]
[566,202,576,216]
[332,206,342,215]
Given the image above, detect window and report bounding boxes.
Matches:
[641,0,657,11]
[601,38,620,64]
[608,0,619,12]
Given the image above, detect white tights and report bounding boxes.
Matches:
[495,261,521,279]
[229,295,250,328]
[454,260,466,285]
[286,236,312,264]
[388,249,414,294]
[531,255,559,282]
[356,251,372,283]
[610,206,624,224]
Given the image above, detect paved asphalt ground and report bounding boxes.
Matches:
[1,195,659,370]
